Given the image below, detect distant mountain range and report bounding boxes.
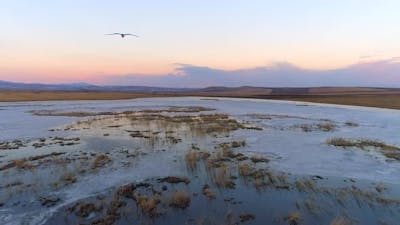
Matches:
[1,80,400,96]
[0,80,192,93]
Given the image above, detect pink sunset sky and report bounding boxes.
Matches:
[1,1,400,87]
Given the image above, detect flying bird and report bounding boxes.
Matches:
[106,33,139,38]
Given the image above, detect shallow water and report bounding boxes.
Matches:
[1,97,400,225]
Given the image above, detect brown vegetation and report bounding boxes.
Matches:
[327,138,400,160]
[14,159,33,170]
[31,106,215,117]
[72,202,103,217]
[238,163,253,177]
[217,141,246,148]
[250,156,270,163]
[169,191,191,209]
[158,176,190,184]
[330,216,352,225]
[293,123,336,132]
[3,87,400,110]
[210,164,236,189]
[0,91,164,102]
[0,140,26,150]
[94,199,126,224]
[295,179,317,193]
[185,151,200,171]
[61,173,77,184]
[239,214,256,222]
[133,194,160,216]
[375,184,385,193]
[40,196,60,207]
[327,138,395,149]
[202,184,216,200]
[268,95,400,110]
[344,121,359,127]
[92,154,111,169]
[283,212,301,225]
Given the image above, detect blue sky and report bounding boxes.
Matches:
[1,0,400,86]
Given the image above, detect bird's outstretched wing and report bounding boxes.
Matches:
[124,34,139,37]
[105,33,121,35]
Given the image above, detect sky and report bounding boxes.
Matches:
[1,0,400,87]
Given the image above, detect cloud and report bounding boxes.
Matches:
[99,58,400,88]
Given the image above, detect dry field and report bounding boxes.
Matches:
[265,95,400,110]
[0,91,166,102]
[2,89,400,110]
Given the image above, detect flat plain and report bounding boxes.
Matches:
[2,87,400,110]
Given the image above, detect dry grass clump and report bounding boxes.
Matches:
[333,185,400,207]
[330,216,352,225]
[220,148,245,160]
[283,212,301,225]
[28,152,65,161]
[61,172,77,184]
[158,176,190,184]
[201,148,241,189]
[327,138,399,151]
[326,138,356,148]
[238,163,253,177]
[238,163,265,178]
[92,154,111,169]
[128,130,150,139]
[0,140,26,150]
[344,121,359,127]
[88,198,126,224]
[133,194,160,216]
[239,214,256,222]
[295,179,316,192]
[185,150,200,170]
[317,123,336,132]
[169,191,191,209]
[296,123,336,132]
[303,198,322,216]
[217,141,246,149]
[117,184,135,198]
[14,159,33,170]
[166,135,182,144]
[166,114,244,134]
[265,170,277,184]
[231,141,246,148]
[298,124,313,132]
[211,164,236,189]
[203,150,229,168]
[200,151,211,160]
[238,163,274,189]
[375,184,385,193]
[72,202,103,217]
[40,196,60,207]
[327,138,400,160]
[250,156,270,163]
[32,142,46,148]
[202,184,216,200]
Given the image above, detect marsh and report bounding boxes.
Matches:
[1,97,400,225]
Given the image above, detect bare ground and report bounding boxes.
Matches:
[2,90,400,110]
[0,91,167,102]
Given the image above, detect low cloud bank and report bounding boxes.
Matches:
[100,58,400,88]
